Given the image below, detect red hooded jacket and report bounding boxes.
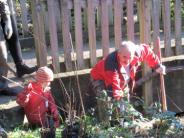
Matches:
[16,82,60,128]
[90,44,160,100]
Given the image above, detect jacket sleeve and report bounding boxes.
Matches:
[16,84,33,107]
[106,71,123,100]
[48,93,60,128]
[139,44,160,68]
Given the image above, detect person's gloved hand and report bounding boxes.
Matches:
[156,64,166,75]
[114,90,124,101]
[4,16,13,39]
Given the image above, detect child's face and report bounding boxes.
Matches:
[38,81,51,92]
[42,82,51,88]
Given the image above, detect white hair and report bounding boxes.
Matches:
[118,41,136,55]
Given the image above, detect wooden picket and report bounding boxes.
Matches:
[60,0,73,71]
[30,0,47,67]
[87,0,97,67]
[114,0,122,49]
[174,0,182,55]
[126,0,134,41]
[162,0,173,57]
[152,0,160,53]
[19,0,29,36]
[101,0,110,57]
[47,0,60,72]
[139,0,153,106]
[74,0,85,69]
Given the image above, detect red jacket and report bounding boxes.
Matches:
[90,44,160,100]
[16,82,60,128]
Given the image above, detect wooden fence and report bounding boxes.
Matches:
[15,0,184,104]
[15,0,184,71]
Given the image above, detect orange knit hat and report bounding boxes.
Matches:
[35,66,54,82]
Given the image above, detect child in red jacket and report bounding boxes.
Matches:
[16,66,60,129]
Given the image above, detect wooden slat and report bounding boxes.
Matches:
[47,0,60,72]
[107,0,112,5]
[114,0,122,49]
[30,0,47,66]
[139,1,151,43]
[60,0,73,71]
[74,0,85,69]
[126,0,134,41]
[94,0,100,8]
[87,0,97,67]
[81,0,87,8]
[54,69,91,78]
[54,0,62,32]
[174,0,182,55]
[101,0,109,57]
[162,0,172,57]
[67,0,73,9]
[139,0,153,106]
[152,0,160,53]
[19,0,29,37]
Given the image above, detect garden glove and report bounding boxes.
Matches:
[114,90,124,101]
[156,64,166,75]
[4,15,13,39]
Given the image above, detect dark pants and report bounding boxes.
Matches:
[41,115,56,138]
[90,79,113,122]
[1,15,23,64]
[90,78,130,123]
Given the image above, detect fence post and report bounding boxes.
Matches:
[139,0,153,106]
[162,0,172,57]
[60,0,73,71]
[19,0,29,37]
[31,0,47,66]
[126,0,134,41]
[74,0,85,69]
[101,0,109,57]
[114,0,122,49]
[47,0,60,72]
[174,0,182,55]
[87,0,97,67]
[152,0,160,53]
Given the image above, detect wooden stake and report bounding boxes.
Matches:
[157,37,167,112]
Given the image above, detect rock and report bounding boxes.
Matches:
[0,96,24,130]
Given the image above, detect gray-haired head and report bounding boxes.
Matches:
[119,41,136,55]
[117,41,136,66]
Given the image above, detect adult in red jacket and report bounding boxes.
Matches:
[90,41,166,101]
[16,66,60,128]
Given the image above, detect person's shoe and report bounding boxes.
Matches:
[0,87,20,96]
[16,63,38,78]
[0,126,7,138]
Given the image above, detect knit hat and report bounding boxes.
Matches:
[35,66,54,82]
